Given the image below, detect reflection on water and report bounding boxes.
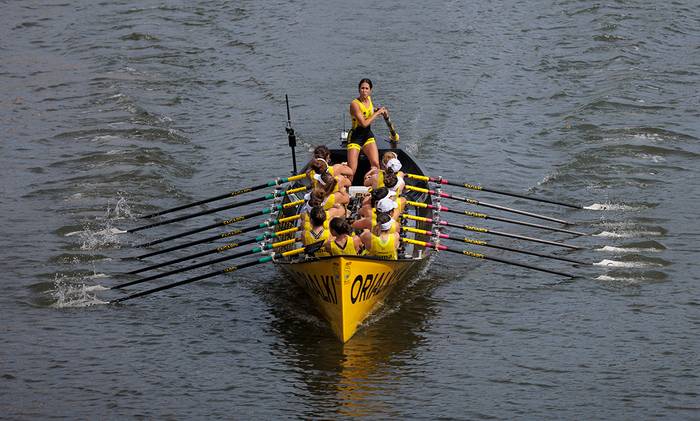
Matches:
[255,270,438,418]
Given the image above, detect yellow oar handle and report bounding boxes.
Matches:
[279,214,301,224]
[288,173,307,182]
[406,173,429,182]
[404,226,430,236]
[401,237,427,247]
[281,246,307,258]
[272,227,299,237]
[403,213,431,223]
[285,186,307,194]
[271,238,297,248]
[405,185,429,194]
[283,199,305,208]
[406,200,427,208]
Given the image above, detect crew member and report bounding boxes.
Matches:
[324,217,361,256]
[346,78,387,176]
[360,212,399,260]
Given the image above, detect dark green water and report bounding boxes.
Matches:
[2,1,699,419]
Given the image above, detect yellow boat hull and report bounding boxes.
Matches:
[277,255,427,342]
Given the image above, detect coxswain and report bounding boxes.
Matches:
[346,78,387,176]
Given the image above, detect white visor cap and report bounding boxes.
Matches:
[386,158,402,173]
[376,197,397,213]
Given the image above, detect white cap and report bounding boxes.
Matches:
[380,218,395,231]
[386,158,402,173]
[376,197,397,213]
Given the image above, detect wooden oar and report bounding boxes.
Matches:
[402,238,575,278]
[404,185,572,225]
[128,227,299,274]
[110,242,324,304]
[406,173,583,209]
[402,214,582,250]
[141,173,307,219]
[133,214,301,259]
[383,114,399,143]
[407,200,586,236]
[111,238,298,290]
[403,226,588,265]
[129,187,306,233]
[135,199,304,248]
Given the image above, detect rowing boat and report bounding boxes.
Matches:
[273,148,434,342]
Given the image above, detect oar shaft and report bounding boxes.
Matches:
[402,214,582,250]
[134,214,300,259]
[136,200,303,248]
[112,238,297,290]
[406,201,585,236]
[141,174,307,219]
[404,185,571,225]
[110,247,308,304]
[403,227,587,265]
[405,174,583,209]
[402,238,575,278]
[383,115,399,142]
[110,257,268,303]
[128,227,299,274]
[129,187,305,233]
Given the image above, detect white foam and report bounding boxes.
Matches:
[595,275,640,283]
[585,203,636,211]
[594,259,658,268]
[49,275,109,308]
[594,230,663,238]
[595,245,661,253]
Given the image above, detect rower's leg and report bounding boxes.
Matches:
[363,141,380,170]
[347,147,360,176]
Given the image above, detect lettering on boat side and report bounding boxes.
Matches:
[231,188,252,196]
[350,270,400,304]
[296,272,338,304]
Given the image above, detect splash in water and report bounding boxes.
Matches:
[64,194,134,248]
[595,245,662,253]
[49,273,110,308]
[593,259,660,268]
[585,203,637,211]
[594,230,664,238]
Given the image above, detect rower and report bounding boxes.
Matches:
[351,192,401,234]
[302,206,330,257]
[363,151,405,194]
[324,217,362,256]
[360,212,399,260]
[311,145,353,180]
